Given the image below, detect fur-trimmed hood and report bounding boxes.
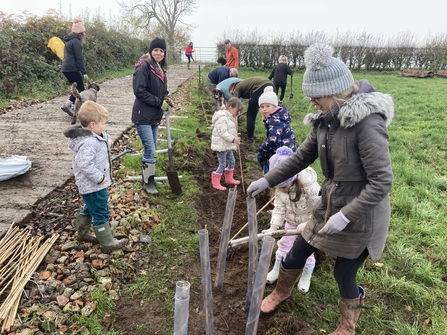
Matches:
[303,80,394,128]
[135,53,165,77]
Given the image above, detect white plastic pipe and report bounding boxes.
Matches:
[245,197,258,312]
[173,280,190,335]
[198,229,214,335]
[245,236,275,334]
[214,188,237,290]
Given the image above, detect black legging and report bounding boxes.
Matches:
[284,235,369,299]
[63,71,85,104]
[246,84,275,139]
[275,84,286,101]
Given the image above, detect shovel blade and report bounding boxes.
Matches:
[167,170,182,195]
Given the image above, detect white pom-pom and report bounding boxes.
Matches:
[264,86,274,93]
[304,43,334,70]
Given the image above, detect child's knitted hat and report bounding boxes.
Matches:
[71,18,85,34]
[269,146,297,188]
[258,86,278,107]
[302,43,354,98]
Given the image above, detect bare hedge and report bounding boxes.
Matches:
[0,13,149,97]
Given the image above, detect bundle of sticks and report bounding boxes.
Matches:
[0,225,59,332]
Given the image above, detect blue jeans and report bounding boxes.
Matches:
[215,150,236,174]
[80,188,109,226]
[136,124,158,163]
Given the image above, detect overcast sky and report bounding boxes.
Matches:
[3,0,447,47]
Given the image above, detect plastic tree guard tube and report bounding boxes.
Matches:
[173,280,190,335]
[245,197,259,312]
[199,229,215,335]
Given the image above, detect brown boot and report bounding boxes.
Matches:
[260,264,302,315]
[330,287,365,335]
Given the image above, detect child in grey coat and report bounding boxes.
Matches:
[63,101,127,252]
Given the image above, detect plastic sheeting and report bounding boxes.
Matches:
[0,155,32,181]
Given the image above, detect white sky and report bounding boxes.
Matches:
[2,0,447,47]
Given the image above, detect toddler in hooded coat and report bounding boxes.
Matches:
[210,97,244,191]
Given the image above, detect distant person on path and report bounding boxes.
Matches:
[225,39,239,69]
[257,86,296,172]
[247,43,394,333]
[263,146,320,294]
[184,41,195,70]
[229,76,275,145]
[210,97,243,191]
[132,37,170,195]
[206,66,238,110]
[217,57,227,66]
[61,18,88,117]
[63,101,128,253]
[269,55,293,104]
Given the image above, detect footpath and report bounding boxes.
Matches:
[0,64,196,238]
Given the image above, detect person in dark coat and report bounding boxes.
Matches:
[206,66,238,110]
[229,76,275,145]
[268,55,293,103]
[247,43,394,334]
[132,37,169,195]
[61,18,88,117]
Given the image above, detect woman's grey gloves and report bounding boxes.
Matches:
[318,211,349,234]
[247,177,269,197]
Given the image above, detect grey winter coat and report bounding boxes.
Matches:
[132,53,169,125]
[63,125,113,195]
[263,80,394,261]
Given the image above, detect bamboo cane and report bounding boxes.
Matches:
[228,196,274,244]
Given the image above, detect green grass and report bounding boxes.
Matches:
[156,70,447,334]
[10,67,447,334]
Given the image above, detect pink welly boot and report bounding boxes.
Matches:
[212,172,226,191]
[224,169,240,185]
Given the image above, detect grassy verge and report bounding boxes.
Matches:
[9,68,447,334]
[0,67,135,109]
[114,70,447,334]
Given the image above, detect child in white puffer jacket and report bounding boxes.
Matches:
[210,97,244,191]
[263,146,321,293]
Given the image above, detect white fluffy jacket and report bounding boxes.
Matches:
[211,109,238,152]
[270,167,320,228]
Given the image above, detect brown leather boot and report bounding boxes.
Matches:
[260,264,302,315]
[330,288,364,335]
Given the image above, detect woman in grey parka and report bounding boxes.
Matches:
[247,44,394,334]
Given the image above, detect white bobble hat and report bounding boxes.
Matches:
[258,86,278,107]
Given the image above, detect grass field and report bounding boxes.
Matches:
[5,67,447,334]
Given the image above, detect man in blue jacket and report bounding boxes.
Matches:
[206,66,238,110]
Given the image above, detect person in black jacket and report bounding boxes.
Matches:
[268,55,293,104]
[61,18,88,117]
[132,37,169,195]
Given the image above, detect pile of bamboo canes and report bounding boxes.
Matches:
[0,225,59,333]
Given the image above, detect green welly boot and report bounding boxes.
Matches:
[93,223,128,253]
[75,214,98,243]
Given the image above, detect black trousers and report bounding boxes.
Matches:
[63,72,85,103]
[284,234,369,299]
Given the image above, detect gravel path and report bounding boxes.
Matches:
[0,64,196,237]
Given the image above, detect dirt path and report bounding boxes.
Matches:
[0,64,196,237]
